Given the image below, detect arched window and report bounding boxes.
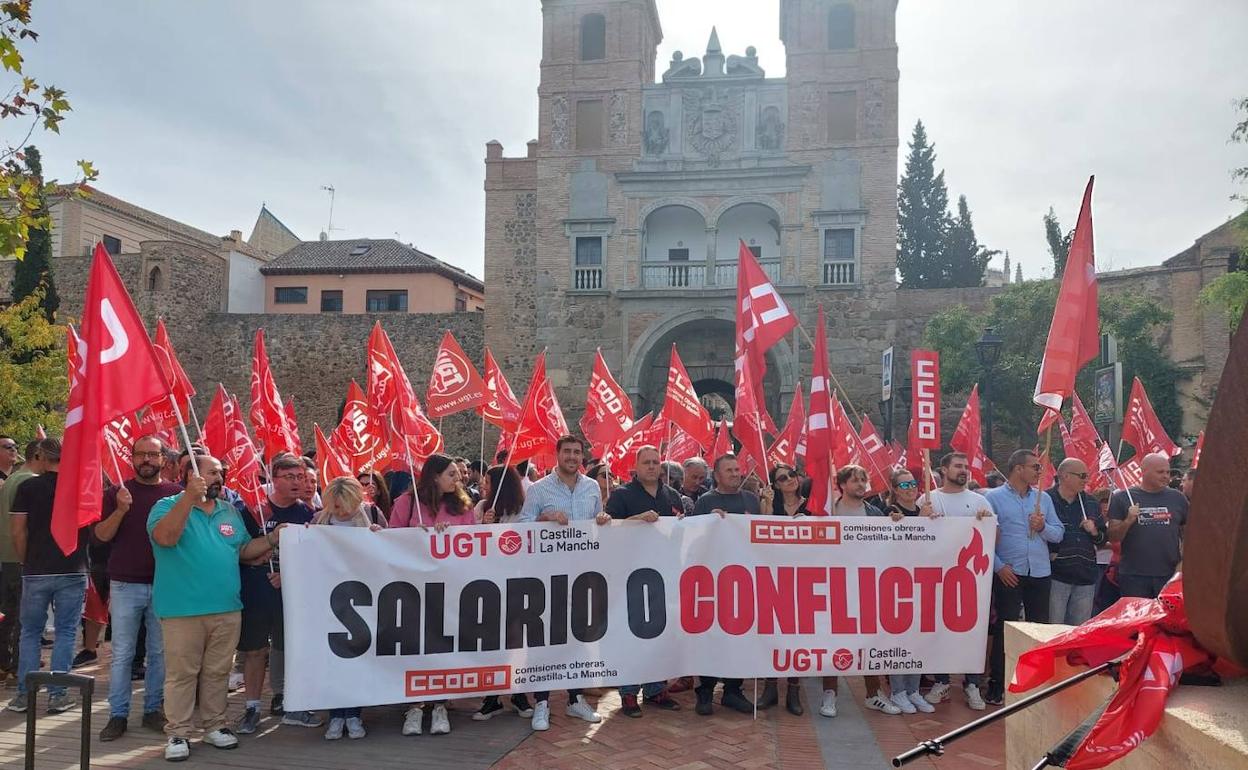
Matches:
[147,265,164,292]
[828,3,856,50]
[580,13,606,61]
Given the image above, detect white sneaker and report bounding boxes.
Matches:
[925,682,951,704]
[401,706,423,735]
[819,689,837,718]
[164,736,190,761]
[202,728,239,749]
[531,700,550,731]
[908,691,935,713]
[345,716,366,739]
[865,692,903,715]
[890,691,917,714]
[227,672,245,692]
[564,695,601,723]
[429,704,450,735]
[324,717,345,741]
[964,684,986,711]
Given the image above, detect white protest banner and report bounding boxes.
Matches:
[282,515,994,710]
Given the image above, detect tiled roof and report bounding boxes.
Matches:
[55,185,222,249]
[260,238,483,290]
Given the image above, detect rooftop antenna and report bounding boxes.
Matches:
[320,185,343,238]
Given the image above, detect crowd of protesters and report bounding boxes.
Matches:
[0,427,1190,761]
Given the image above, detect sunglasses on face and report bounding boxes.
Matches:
[1065,471,1089,480]
[774,474,796,482]
[896,480,918,490]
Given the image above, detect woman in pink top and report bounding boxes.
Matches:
[389,454,476,531]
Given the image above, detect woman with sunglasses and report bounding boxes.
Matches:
[755,463,809,715]
[884,468,922,521]
[356,470,392,527]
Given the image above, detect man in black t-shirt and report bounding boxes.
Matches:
[5,439,88,715]
[600,446,684,718]
[235,454,317,734]
[1107,453,1188,598]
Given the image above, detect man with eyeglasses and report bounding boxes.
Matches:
[983,448,1063,706]
[0,435,18,482]
[91,436,183,740]
[1045,458,1106,627]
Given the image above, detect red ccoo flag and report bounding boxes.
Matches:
[909,350,942,450]
[426,330,489,419]
[710,419,732,462]
[249,329,299,461]
[1035,177,1099,425]
[735,240,794,435]
[580,349,634,453]
[667,425,703,465]
[664,345,715,450]
[1121,376,1181,458]
[603,413,654,477]
[224,394,267,520]
[768,384,805,468]
[731,351,770,479]
[53,243,172,554]
[478,347,523,433]
[138,319,197,437]
[950,384,990,487]
[805,305,837,516]
[315,423,353,485]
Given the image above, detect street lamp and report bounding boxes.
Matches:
[878,399,893,442]
[975,327,1004,463]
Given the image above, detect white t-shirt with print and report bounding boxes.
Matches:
[918,488,991,518]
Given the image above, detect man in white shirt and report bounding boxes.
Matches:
[917,452,994,711]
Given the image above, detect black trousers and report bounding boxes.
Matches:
[535,689,581,703]
[1118,573,1171,599]
[0,562,21,673]
[988,574,1050,695]
[695,677,744,697]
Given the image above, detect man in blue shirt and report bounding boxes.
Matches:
[983,449,1063,705]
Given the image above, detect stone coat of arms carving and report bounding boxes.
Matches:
[684,87,739,165]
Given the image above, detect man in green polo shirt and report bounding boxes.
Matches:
[147,455,279,763]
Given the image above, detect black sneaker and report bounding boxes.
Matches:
[694,689,713,716]
[72,650,98,668]
[721,688,753,714]
[39,637,52,649]
[472,697,504,721]
[645,690,681,711]
[270,694,284,715]
[984,690,1004,707]
[620,694,643,718]
[99,716,127,742]
[237,706,261,735]
[509,694,534,718]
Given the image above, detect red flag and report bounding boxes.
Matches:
[806,306,837,516]
[580,349,634,452]
[367,322,443,469]
[735,240,794,435]
[53,244,171,554]
[1114,456,1145,489]
[426,330,489,419]
[1035,177,1099,423]
[136,319,196,437]
[667,425,703,465]
[664,345,714,450]
[950,385,990,487]
[1122,377,1181,458]
[332,380,392,476]
[909,350,942,450]
[201,385,230,460]
[1038,449,1057,490]
[768,385,805,468]
[858,416,898,479]
[478,347,523,433]
[710,420,731,462]
[731,355,769,479]
[282,399,302,455]
[828,397,887,494]
[604,413,655,477]
[1191,430,1204,469]
[315,423,352,485]
[102,414,138,486]
[511,352,569,464]
[249,330,298,461]
[224,394,266,521]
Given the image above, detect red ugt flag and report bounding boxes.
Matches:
[1035,177,1099,423]
[510,352,569,464]
[426,330,489,419]
[664,345,714,450]
[249,329,298,461]
[1121,376,1181,458]
[332,380,392,476]
[580,349,634,452]
[224,394,267,520]
[367,322,443,469]
[315,423,353,486]
[478,347,523,433]
[53,243,171,554]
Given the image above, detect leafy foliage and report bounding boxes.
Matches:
[1199,271,1248,332]
[9,145,57,318]
[0,288,66,440]
[0,1,96,260]
[1233,96,1248,199]
[897,120,949,287]
[1043,206,1073,278]
[923,281,1183,454]
[946,195,998,287]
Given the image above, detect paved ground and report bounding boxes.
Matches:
[3,647,1004,769]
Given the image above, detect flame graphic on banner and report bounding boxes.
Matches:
[958,528,990,576]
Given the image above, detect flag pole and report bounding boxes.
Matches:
[488,367,539,515]
[663,417,672,487]
[186,399,204,441]
[479,414,486,475]
[796,323,868,426]
[389,414,427,527]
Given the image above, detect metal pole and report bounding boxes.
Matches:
[982,373,994,463]
[891,660,1115,767]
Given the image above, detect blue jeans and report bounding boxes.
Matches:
[889,674,921,694]
[618,682,665,699]
[330,707,361,718]
[108,580,164,717]
[1049,580,1095,626]
[18,574,87,697]
[935,673,983,687]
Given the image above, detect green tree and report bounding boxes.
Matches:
[1199,271,1248,332]
[923,281,1183,455]
[0,1,96,261]
[1233,96,1247,200]
[945,195,998,287]
[9,145,58,319]
[897,120,950,287]
[1044,206,1073,277]
[0,289,66,440]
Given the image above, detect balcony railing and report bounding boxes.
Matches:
[822,261,856,286]
[640,259,783,289]
[573,265,604,290]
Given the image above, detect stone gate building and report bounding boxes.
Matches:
[485,0,902,426]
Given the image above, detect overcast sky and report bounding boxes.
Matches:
[18,0,1247,280]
